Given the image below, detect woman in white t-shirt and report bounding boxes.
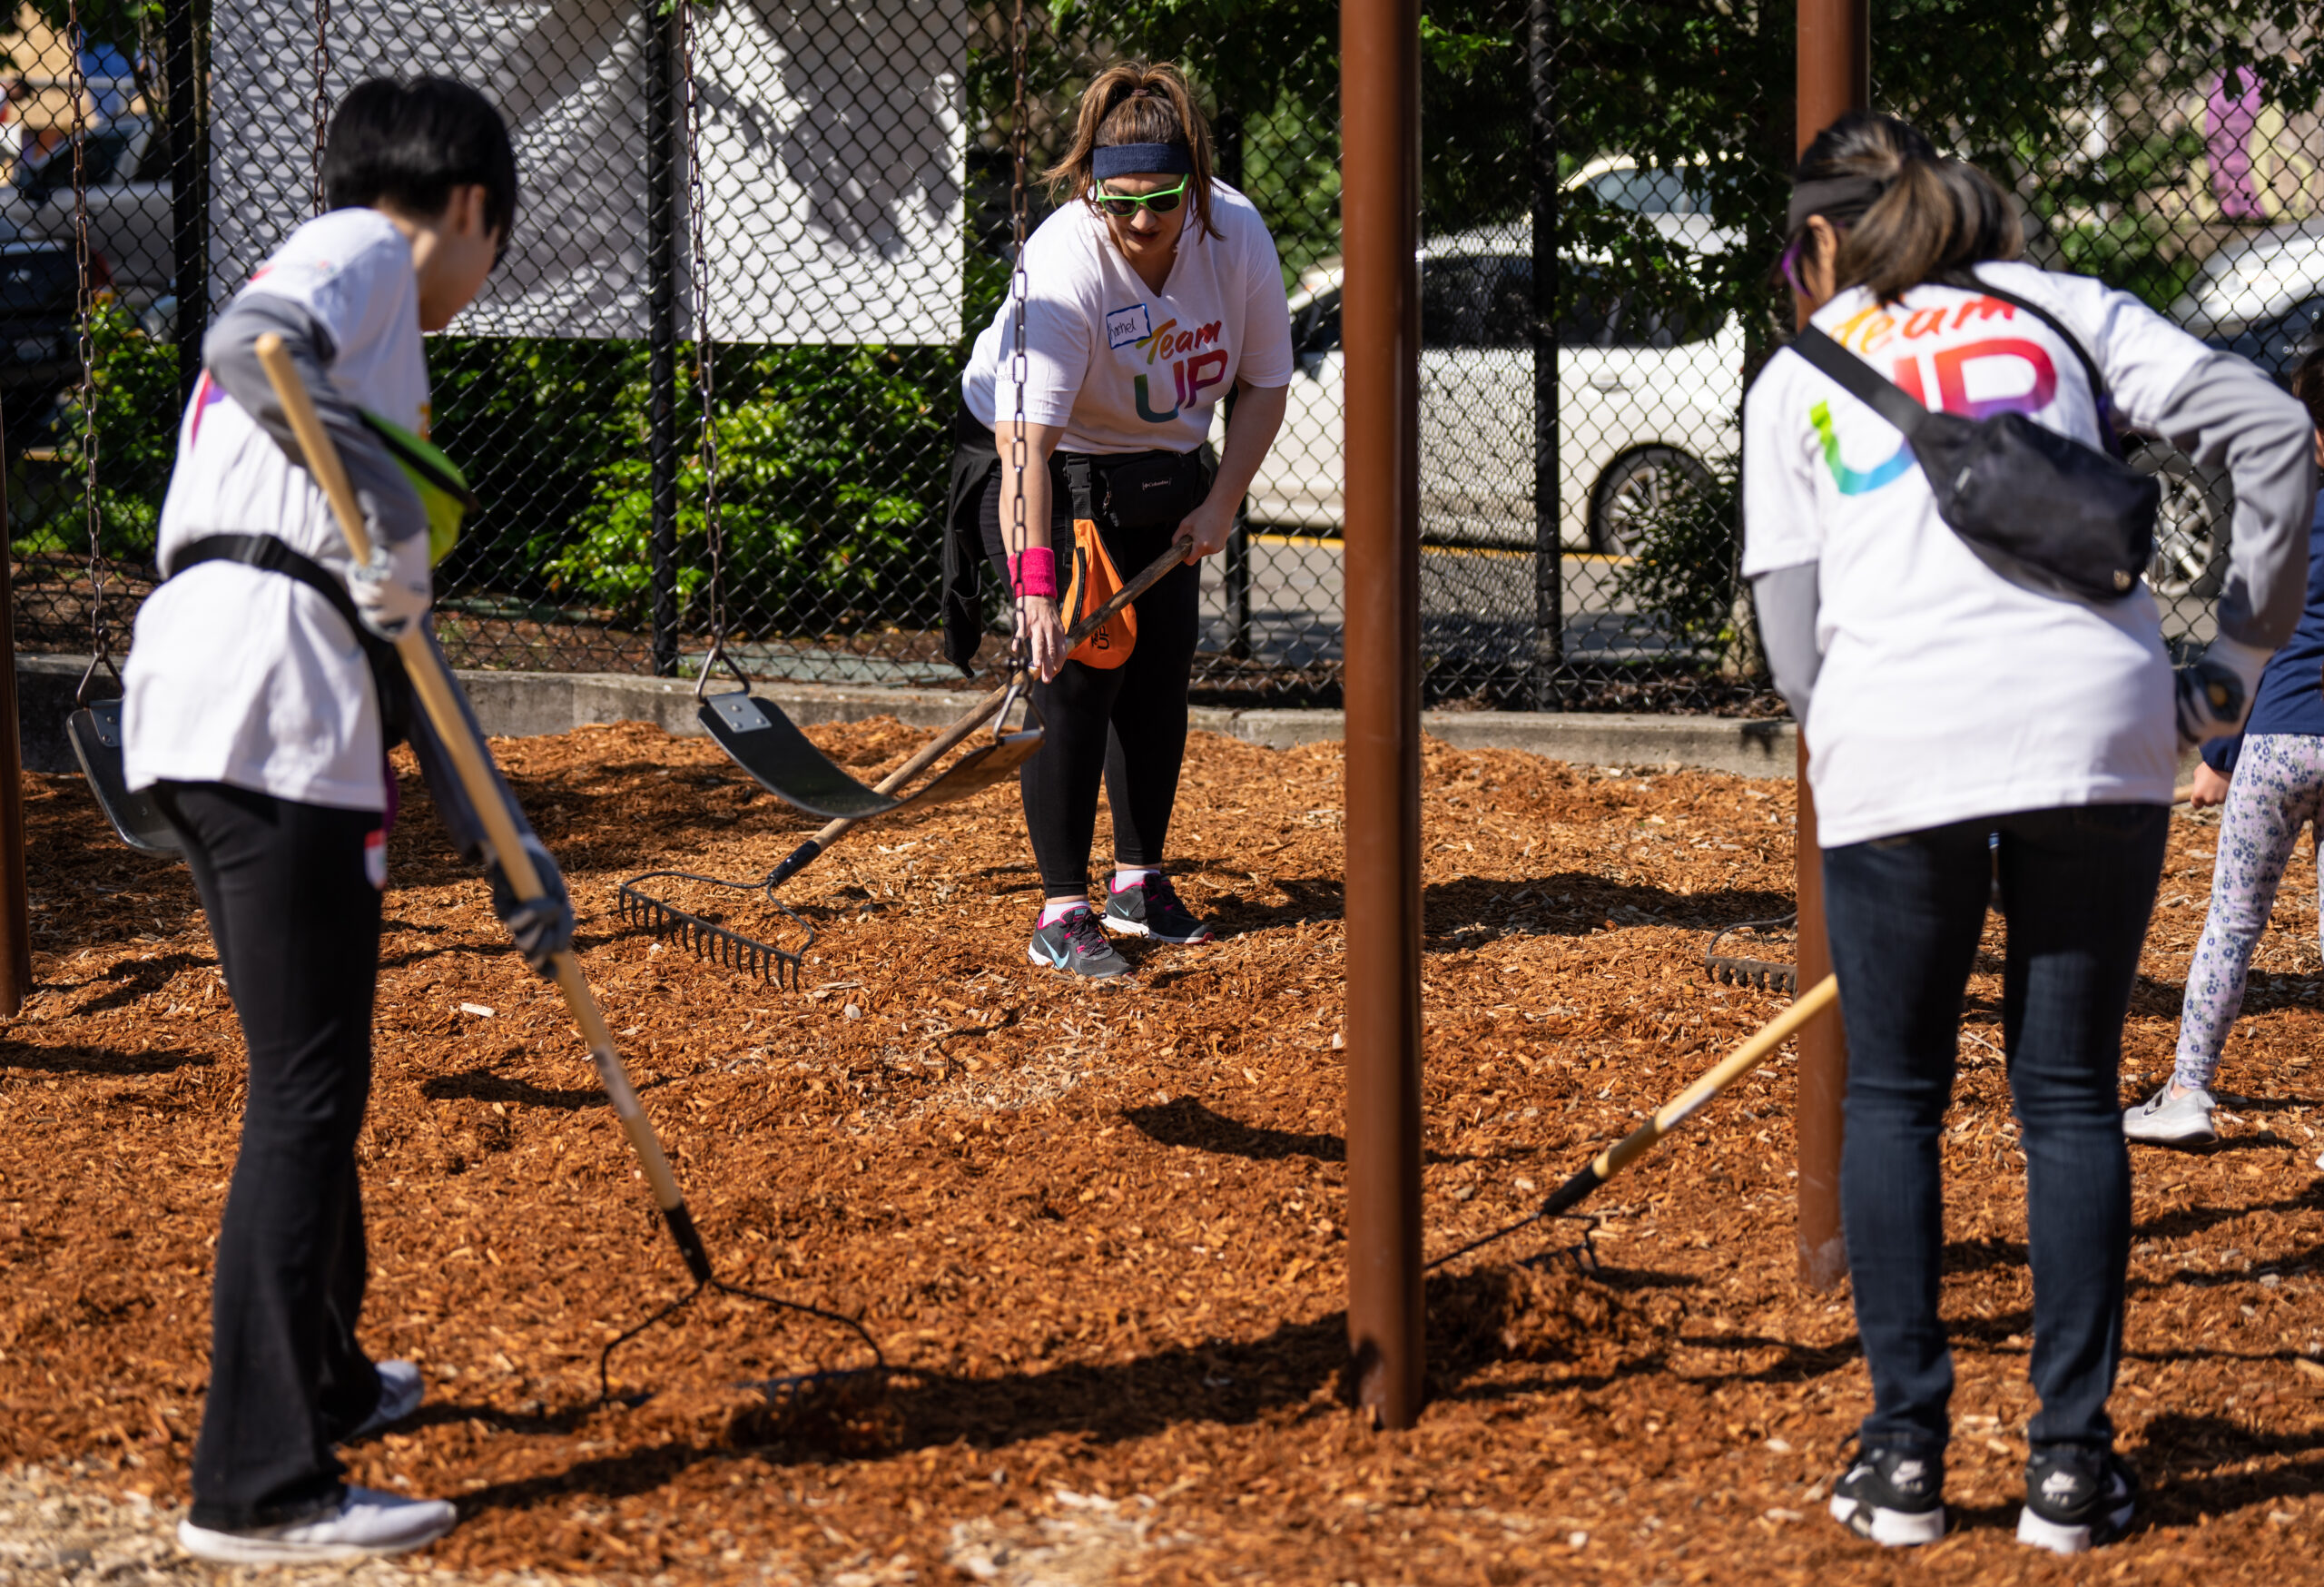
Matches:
[942,61,1291,978]
[1743,113,2310,1554]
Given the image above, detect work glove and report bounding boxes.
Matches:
[2174,636,2270,749]
[348,532,430,643]
[485,834,576,978]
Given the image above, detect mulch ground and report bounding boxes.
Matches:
[3,718,2322,1585]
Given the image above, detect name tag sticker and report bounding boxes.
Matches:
[1106,303,1152,349]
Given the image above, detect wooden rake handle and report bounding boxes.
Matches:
[765,537,1190,886]
[253,333,714,1284]
[1540,973,1841,1217]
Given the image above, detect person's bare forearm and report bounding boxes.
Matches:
[1212,380,1287,503]
[992,419,1063,556]
[991,418,1068,679]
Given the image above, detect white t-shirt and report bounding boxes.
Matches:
[1742,261,2211,848]
[960,181,1294,454]
[123,208,428,812]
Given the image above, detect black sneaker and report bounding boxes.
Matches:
[1029,906,1134,979]
[2017,1445,2137,1554]
[1101,873,1212,944]
[1827,1443,1946,1546]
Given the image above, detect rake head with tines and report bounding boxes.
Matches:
[1704,912,1798,994]
[616,870,812,987]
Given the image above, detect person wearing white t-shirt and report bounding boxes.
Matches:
[943,62,1290,978]
[1744,113,2310,1555]
[129,79,573,1567]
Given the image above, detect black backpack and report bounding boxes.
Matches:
[1787,276,2159,603]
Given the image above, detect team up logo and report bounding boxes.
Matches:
[1128,315,1230,423]
[1808,296,2058,494]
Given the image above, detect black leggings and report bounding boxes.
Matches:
[979,468,1202,896]
[153,781,385,1531]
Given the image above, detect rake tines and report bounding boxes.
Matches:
[617,871,812,988]
[1703,912,1799,995]
[1705,955,1799,994]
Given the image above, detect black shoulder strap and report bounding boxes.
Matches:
[1939,271,2122,448]
[1787,327,1939,442]
[162,533,401,671]
[357,413,481,510]
[163,532,410,741]
[165,533,361,629]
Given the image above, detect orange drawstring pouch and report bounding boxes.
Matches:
[1061,518,1137,668]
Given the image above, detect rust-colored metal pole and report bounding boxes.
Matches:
[1792,0,1866,1291]
[0,411,30,1016]
[1340,0,1425,1426]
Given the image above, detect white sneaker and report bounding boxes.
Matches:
[345,1359,424,1442]
[2122,1082,2216,1146]
[176,1486,456,1563]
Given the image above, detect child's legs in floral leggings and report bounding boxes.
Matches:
[2174,734,2324,1091]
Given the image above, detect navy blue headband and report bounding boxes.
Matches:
[1093,143,1193,179]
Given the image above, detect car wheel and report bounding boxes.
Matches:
[2127,438,2230,600]
[1590,446,1710,557]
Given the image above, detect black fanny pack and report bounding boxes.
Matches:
[164,533,412,745]
[1788,277,2158,604]
[1062,448,1211,530]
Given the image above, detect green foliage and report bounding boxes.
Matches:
[428,335,648,602]
[539,344,952,632]
[19,301,179,562]
[1610,455,1743,652]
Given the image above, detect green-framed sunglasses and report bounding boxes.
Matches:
[1096,177,1190,217]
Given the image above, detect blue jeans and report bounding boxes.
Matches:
[1821,803,2167,1455]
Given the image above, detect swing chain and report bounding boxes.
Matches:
[66,0,109,698]
[679,0,737,700]
[311,0,330,212]
[1005,0,1030,675]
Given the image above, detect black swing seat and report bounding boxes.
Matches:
[699,689,1041,822]
[67,697,182,856]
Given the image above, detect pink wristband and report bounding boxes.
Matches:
[1010,547,1058,600]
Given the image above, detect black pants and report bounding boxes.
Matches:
[977,468,1202,896]
[1821,803,2168,1457]
[153,782,386,1531]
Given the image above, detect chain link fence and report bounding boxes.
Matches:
[3,2,2319,715]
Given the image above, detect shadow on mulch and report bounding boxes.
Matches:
[2139,1411,2324,1520]
[0,1039,213,1075]
[422,1066,647,1111]
[64,951,215,1017]
[1121,1096,1574,1175]
[1123,1097,1344,1163]
[440,1262,1705,1523]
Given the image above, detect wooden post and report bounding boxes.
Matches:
[1792,0,1866,1291]
[1340,0,1426,1426]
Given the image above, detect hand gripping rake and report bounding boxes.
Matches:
[254,335,882,1404]
[614,538,1192,984]
[1427,974,1840,1272]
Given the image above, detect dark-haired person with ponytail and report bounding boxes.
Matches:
[1745,113,2311,1554]
[942,61,1290,978]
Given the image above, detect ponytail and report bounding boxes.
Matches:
[1044,61,1223,242]
[1789,113,2021,304]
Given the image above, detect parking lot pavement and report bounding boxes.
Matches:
[1198,532,1702,669]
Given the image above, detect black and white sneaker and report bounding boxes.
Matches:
[1029,906,1134,979]
[1828,1443,1946,1546]
[1101,873,1212,943]
[2017,1445,2137,1554]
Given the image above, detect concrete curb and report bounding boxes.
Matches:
[13,653,1797,780]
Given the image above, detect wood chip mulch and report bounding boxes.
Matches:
[3,719,2322,1584]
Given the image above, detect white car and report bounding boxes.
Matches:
[1237,219,1744,552]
